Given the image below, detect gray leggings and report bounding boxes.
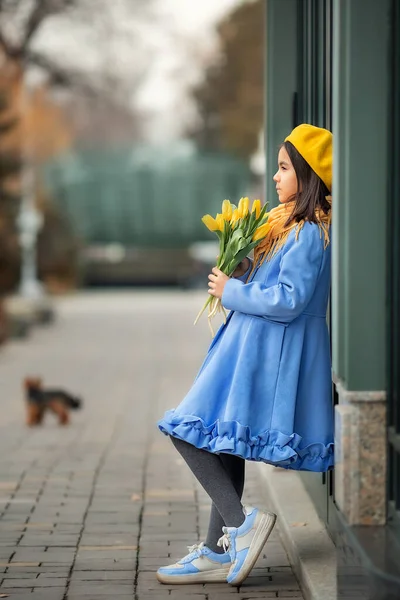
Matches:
[170,436,245,553]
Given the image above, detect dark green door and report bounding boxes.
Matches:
[295,0,339,538]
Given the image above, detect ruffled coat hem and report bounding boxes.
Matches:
[158,410,334,472]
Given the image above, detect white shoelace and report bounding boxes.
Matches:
[186,541,206,558]
[217,529,231,553]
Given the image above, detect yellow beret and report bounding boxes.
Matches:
[285,124,333,191]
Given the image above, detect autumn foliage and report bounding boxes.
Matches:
[0,50,74,294]
[190,0,264,160]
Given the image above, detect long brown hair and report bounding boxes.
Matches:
[283,141,331,225]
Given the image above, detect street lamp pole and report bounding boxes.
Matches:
[17,67,45,301]
[17,159,44,300]
[13,65,54,326]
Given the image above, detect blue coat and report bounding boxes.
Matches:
[158,222,334,472]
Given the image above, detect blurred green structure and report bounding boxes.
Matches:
[43,145,252,286]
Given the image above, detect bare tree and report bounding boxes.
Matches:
[0,0,75,59]
[0,0,161,124]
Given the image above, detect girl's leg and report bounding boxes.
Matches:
[170,437,245,537]
[206,453,245,552]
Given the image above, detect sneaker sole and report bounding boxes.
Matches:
[228,511,277,586]
[156,566,231,585]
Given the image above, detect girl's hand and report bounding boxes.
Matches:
[208,268,229,299]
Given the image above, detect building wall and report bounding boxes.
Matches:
[331,0,389,527]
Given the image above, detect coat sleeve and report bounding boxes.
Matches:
[235,258,253,282]
[221,223,324,323]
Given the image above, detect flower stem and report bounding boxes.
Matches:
[194,295,213,325]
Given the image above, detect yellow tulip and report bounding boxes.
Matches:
[230,208,240,224]
[251,199,261,219]
[202,214,219,231]
[238,197,249,218]
[222,199,233,221]
[253,222,270,241]
[215,213,225,231]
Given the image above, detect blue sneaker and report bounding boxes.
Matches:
[156,542,232,584]
[217,505,277,586]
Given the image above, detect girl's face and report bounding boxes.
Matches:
[273,146,299,203]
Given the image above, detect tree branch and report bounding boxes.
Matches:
[22,0,75,54]
[0,23,19,58]
[0,0,76,58]
[27,51,101,98]
[22,1,52,52]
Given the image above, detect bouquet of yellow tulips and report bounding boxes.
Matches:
[194,197,270,336]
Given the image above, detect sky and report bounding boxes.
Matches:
[164,0,242,34]
[29,0,242,143]
[136,0,243,142]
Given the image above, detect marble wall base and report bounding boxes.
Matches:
[334,380,386,525]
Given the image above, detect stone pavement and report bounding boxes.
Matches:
[0,291,304,600]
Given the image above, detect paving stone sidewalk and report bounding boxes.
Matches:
[0,291,304,600]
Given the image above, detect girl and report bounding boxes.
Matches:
[157,124,334,587]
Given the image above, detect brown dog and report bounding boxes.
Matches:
[24,377,82,426]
